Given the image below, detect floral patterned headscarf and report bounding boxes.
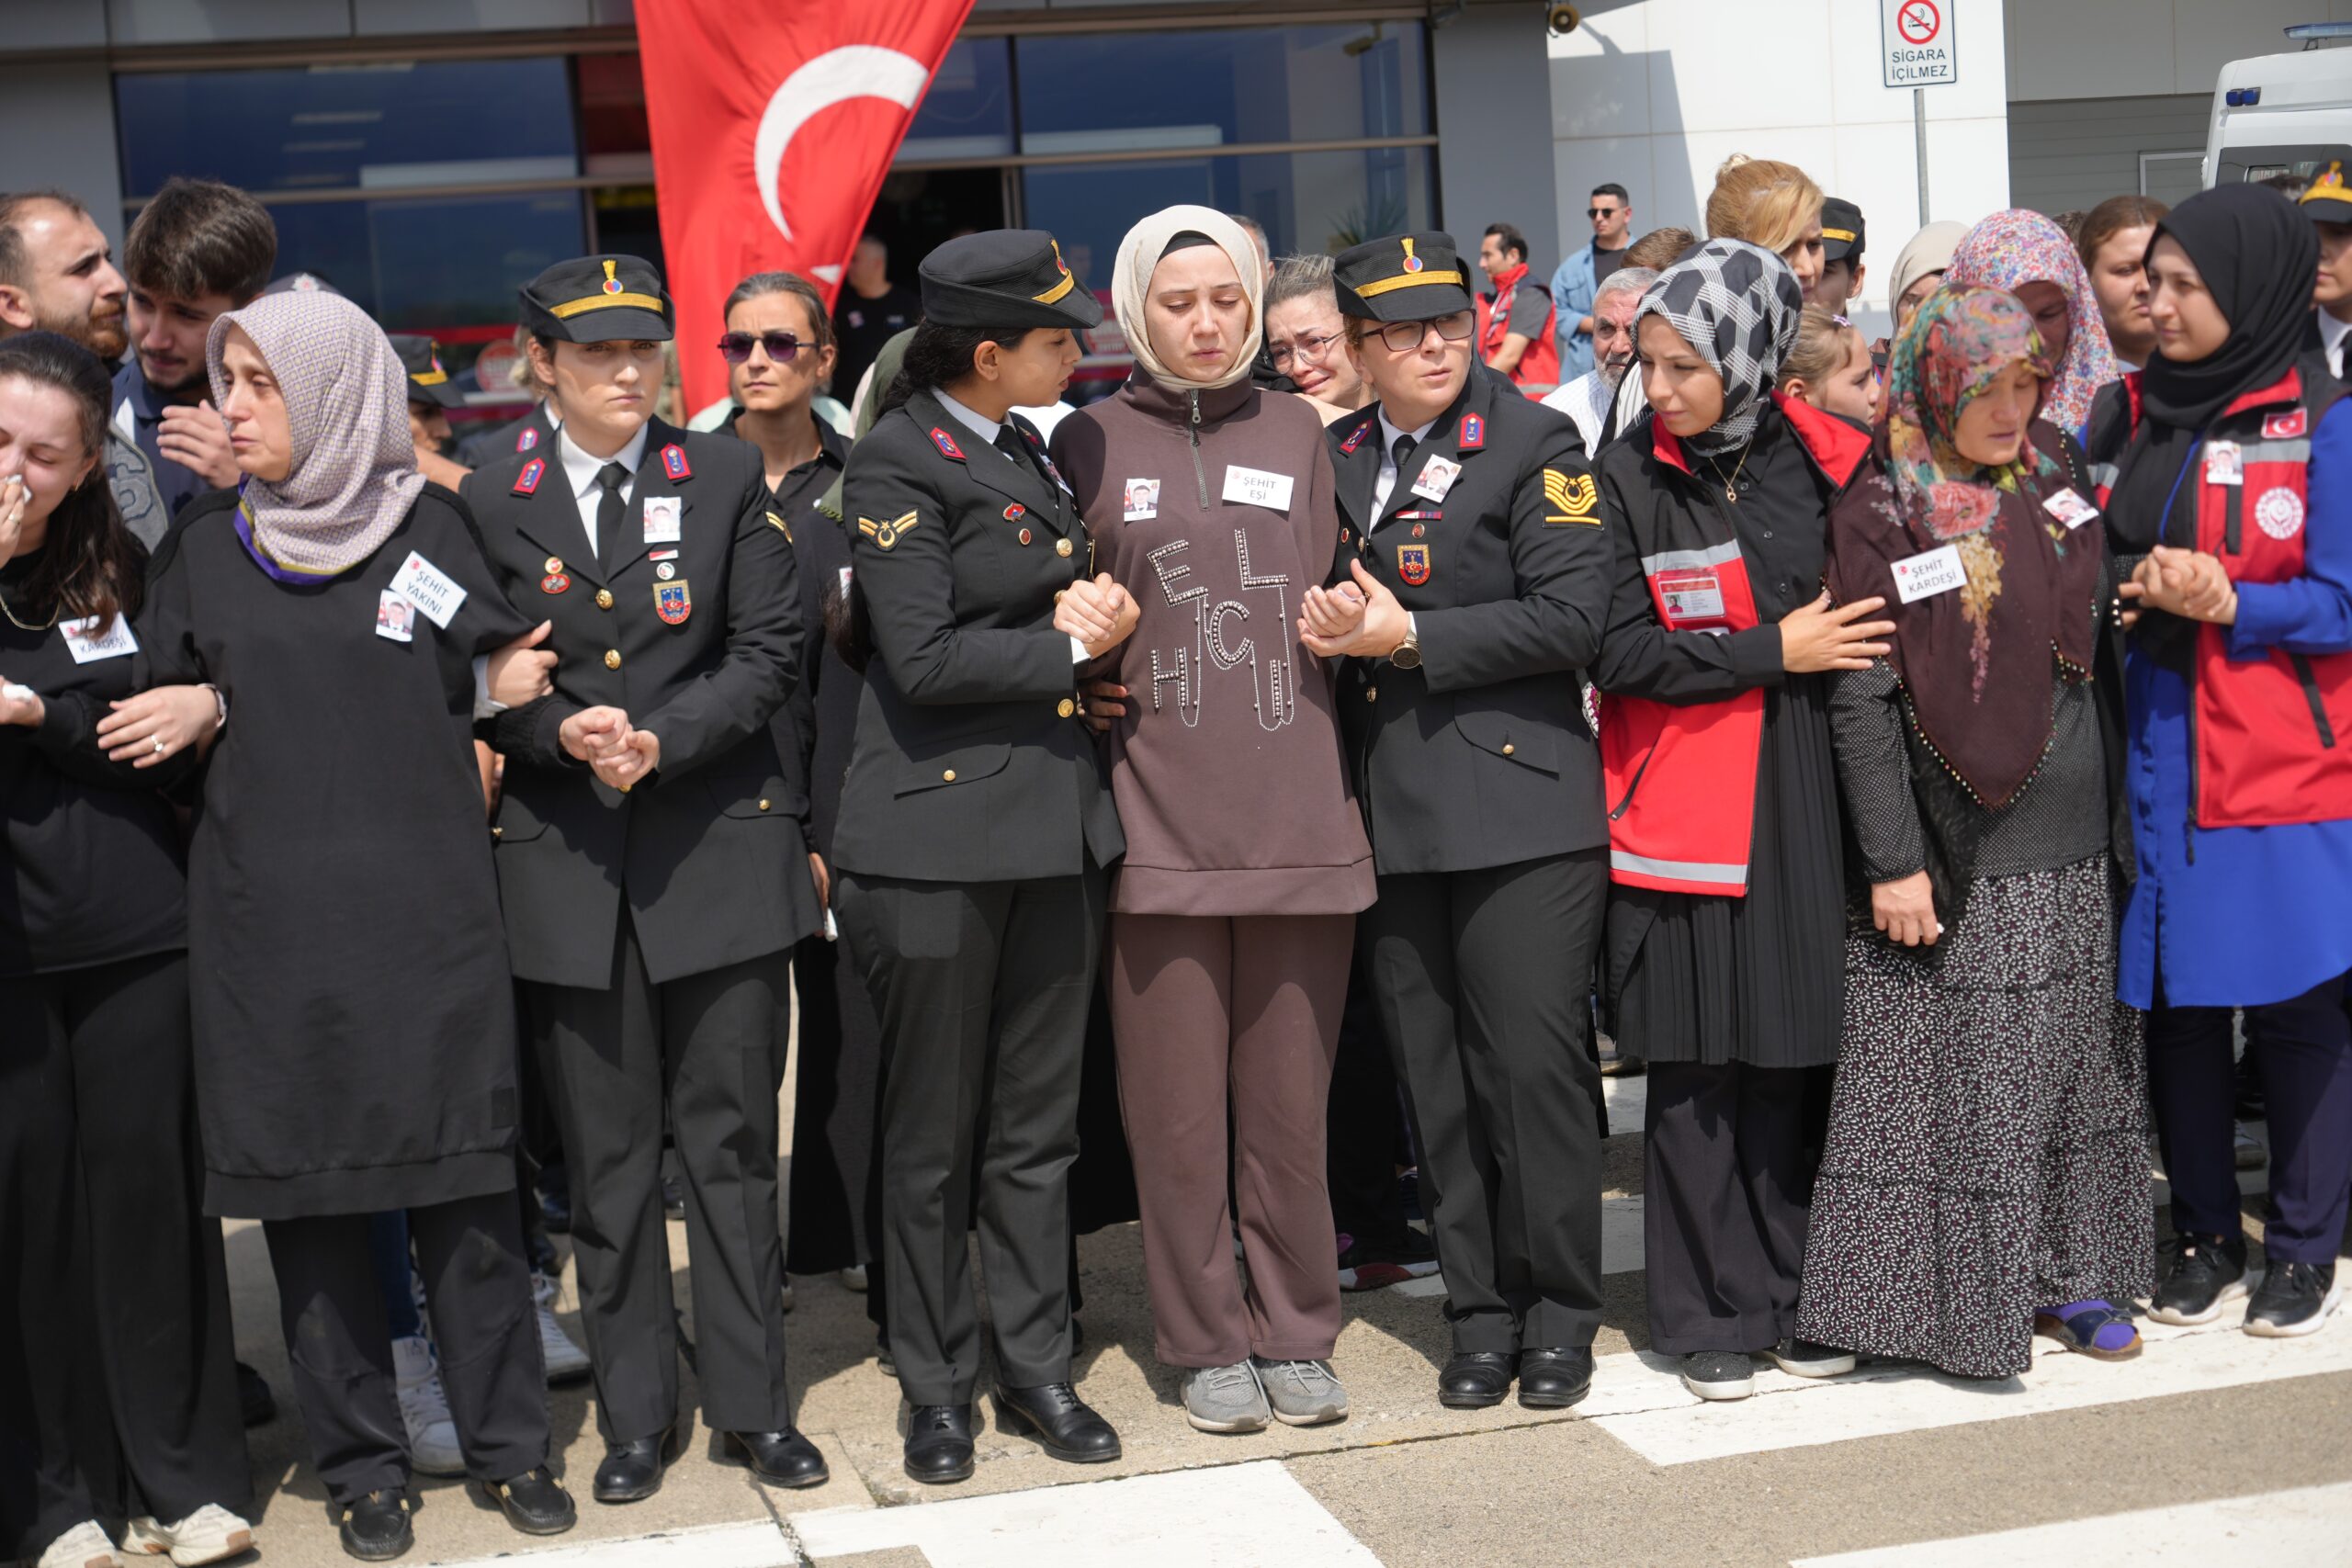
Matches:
[1943,209,2119,438]
[1884,283,2059,541]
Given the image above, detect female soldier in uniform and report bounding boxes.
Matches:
[831,231,1136,1484]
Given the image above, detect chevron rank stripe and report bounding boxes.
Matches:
[856,510,922,550]
[1544,468,1600,525]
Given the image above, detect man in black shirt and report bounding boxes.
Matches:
[829,234,921,407]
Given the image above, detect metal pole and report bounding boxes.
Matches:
[1914,86,1930,225]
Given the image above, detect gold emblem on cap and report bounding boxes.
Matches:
[549,257,664,319]
[2304,163,2348,205]
[1033,239,1078,306]
[1355,235,1464,299]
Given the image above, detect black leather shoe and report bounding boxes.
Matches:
[724,1427,830,1488]
[337,1489,413,1562]
[902,1403,976,1484]
[592,1427,679,1504]
[478,1466,577,1536]
[993,1382,1122,1463]
[1517,1347,1594,1409]
[1437,1350,1518,1409]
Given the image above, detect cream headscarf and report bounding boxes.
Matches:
[1111,205,1263,391]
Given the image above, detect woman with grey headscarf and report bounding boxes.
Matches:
[1590,239,1894,1402]
[136,290,572,1561]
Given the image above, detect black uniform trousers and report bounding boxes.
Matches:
[1642,1061,1813,1355]
[263,1191,544,1505]
[523,911,793,1444]
[1327,956,1416,1247]
[833,863,1106,1407]
[0,953,248,1555]
[1358,851,1607,1353]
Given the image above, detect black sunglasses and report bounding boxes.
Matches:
[1588,206,1623,220]
[717,330,808,365]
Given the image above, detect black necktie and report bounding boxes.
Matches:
[994,425,1038,479]
[1391,432,1418,470]
[594,461,628,565]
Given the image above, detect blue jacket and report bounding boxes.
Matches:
[1548,243,1597,382]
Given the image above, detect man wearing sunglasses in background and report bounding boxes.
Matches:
[1547,183,1634,387]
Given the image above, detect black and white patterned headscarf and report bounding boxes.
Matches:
[1634,239,1804,457]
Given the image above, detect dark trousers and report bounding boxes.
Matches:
[1327,957,1415,1246]
[1358,851,1607,1353]
[264,1191,545,1505]
[524,915,794,1443]
[1643,1061,1812,1355]
[0,953,248,1553]
[2148,973,2352,1264]
[834,866,1104,1406]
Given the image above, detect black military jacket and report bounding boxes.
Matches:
[1329,366,1612,874]
[465,419,816,987]
[830,388,1123,884]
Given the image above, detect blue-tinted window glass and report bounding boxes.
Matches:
[901,37,1013,163]
[257,191,585,332]
[1023,146,1435,291]
[1013,25,1427,154]
[116,58,578,197]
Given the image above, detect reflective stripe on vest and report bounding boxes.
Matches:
[1607,850,1751,891]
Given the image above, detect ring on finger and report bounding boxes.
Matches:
[152,737,165,754]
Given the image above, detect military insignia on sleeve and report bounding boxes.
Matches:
[1396,542,1431,585]
[661,444,691,481]
[654,580,691,624]
[765,509,793,541]
[1459,413,1486,450]
[1543,468,1600,525]
[857,511,922,550]
[930,427,967,462]
[514,457,546,495]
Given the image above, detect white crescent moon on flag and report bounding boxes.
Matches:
[754,45,931,241]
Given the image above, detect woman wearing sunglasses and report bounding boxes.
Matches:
[1298,231,1614,1413]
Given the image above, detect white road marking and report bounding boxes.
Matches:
[425,1520,796,1568]
[791,1459,1380,1567]
[1603,1071,1647,1131]
[1583,1313,2352,1466]
[1790,1479,2352,1564]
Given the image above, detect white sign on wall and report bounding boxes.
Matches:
[1882,0,1958,88]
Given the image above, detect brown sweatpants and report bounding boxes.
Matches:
[1106,911,1353,1368]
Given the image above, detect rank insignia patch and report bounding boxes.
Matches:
[661,444,691,481]
[1544,468,1600,525]
[858,510,921,550]
[929,427,967,461]
[514,457,546,495]
[1459,412,1486,450]
[1339,419,1374,456]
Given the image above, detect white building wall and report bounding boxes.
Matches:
[2002,0,2352,102]
[1548,0,2009,329]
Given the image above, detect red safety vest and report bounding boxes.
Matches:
[2094,365,2352,828]
[1600,394,1870,895]
[1477,263,1560,396]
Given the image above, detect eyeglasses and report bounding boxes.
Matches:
[1372,311,1476,353]
[717,330,808,365]
[1267,331,1343,369]
[1588,207,1623,220]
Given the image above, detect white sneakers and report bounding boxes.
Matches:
[533,1270,592,1384]
[38,1521,118,1568]
[120,1505,254,1565]
[392,1333,466,1476]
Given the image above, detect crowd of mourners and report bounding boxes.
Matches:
[4,147,2350,1567]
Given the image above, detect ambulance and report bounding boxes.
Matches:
[2206,22,2352,187]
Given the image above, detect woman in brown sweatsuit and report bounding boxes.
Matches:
[1053,206,1374,1434]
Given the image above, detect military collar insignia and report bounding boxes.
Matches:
[930,426,967,462]
[513,457,547,496]
[1339,416,1375,455]
[1459,412,1486,451]
[660,443,691,481]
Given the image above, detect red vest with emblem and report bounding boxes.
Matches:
[1600,394,1869,895]
[2094,366,2352,828]
[1477,263,1561,396]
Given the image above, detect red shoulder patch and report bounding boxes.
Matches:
[930,426,967,461]
[513,457,546,496]
[2265,408,2310,440]
[516,426,540,453]
[1339,418,1374,455]
[1458,412,1486,451]
[660,443,691,481]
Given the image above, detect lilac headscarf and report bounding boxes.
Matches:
[206,291,424,580]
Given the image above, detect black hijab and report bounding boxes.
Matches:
[2110,185,2320,550]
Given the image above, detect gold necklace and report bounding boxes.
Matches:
[0,586,55,632]
[1701,445,1752,504]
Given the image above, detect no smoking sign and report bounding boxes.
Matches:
[1882,0,1958,87]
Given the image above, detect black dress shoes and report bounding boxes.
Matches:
[993,1382,1122,1463]
[724,1427,830,1488]
[902,1402,976,1484]
[477,1466,577,1535]
[1517,1347,1594,1409]
[1437,1350,1518,1409]
[337,1489,413,1562]
[593,1427,680,1504]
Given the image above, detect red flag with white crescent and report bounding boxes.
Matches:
[634,0,977,411]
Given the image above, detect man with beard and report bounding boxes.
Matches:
[1541,265,1657,453]
[0,189,166,545]
[111,177,276,525]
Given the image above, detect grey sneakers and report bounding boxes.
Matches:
[1181,1360,1272,1432]
[1251,1357,1349,1426]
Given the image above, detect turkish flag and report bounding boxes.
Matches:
[635,0,977,411]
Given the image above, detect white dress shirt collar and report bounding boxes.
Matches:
[2320,308,2352,378]
[933,389,1004,446]
[556,422,650,556]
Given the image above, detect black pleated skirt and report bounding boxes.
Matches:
[1603,674,1846,1068]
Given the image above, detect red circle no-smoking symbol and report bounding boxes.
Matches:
[1897,0,1940,45]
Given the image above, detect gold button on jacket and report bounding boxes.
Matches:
[942,768,957,782]
[1057,697,1075,717]
[1055,537,1073,557]
[603,649,622,670]
[594,589,614,609]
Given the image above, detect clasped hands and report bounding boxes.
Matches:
[1053,573,1141,659]
[560,706,659,791]
[2117,545,2235,628]
[1297,560,1411,659]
